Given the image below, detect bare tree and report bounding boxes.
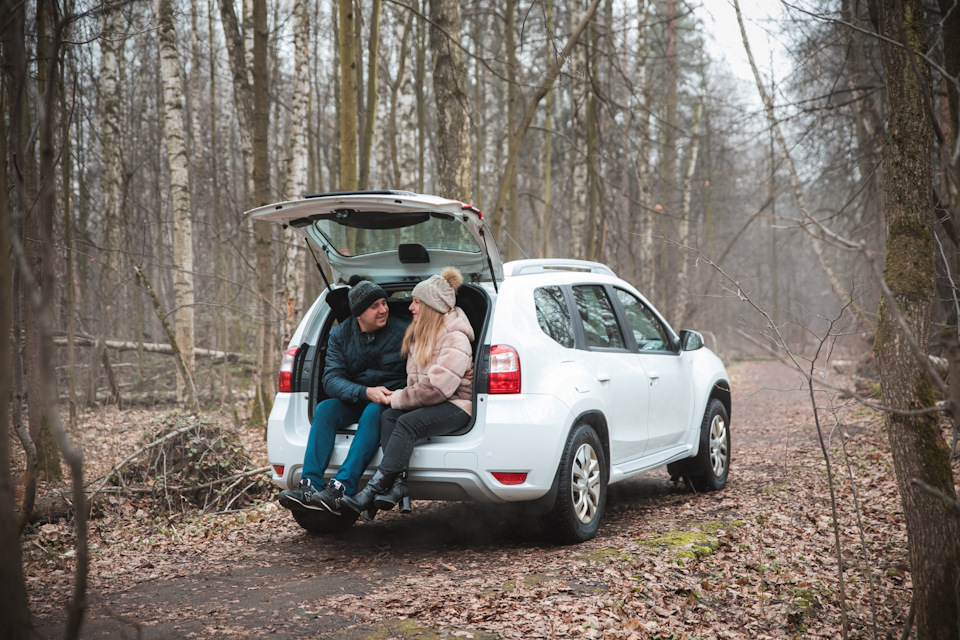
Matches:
[874,0,960,637]
[0,1,30,627]
[157,0,198,407]
[339,0,358,189]
[429,0,473,202]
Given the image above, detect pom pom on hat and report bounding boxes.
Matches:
[413,266,462,314]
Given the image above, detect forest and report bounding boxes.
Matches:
[2,0,960,637]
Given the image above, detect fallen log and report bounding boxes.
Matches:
[53,334,255,364]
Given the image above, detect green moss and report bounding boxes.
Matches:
[502,573,551,591]
[576,548,636,563]
[638,520,740,561]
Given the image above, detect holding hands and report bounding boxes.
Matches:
[366,386,394,405]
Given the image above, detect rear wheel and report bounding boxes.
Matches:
[688,399,730,492]
[291,508,359,534]
[539,422,607,544]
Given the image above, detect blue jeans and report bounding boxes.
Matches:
[301,398,383,495]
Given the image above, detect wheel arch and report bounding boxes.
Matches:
[710,379,731,423]
[573,409,610,468]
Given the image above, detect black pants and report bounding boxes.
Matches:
[378,404,470,475]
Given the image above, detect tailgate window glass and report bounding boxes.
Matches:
[313,215,479,257]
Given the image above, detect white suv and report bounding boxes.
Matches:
[250,191,731,543]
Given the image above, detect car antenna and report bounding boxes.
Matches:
[303,237,332,291]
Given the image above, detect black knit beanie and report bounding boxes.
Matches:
[348,280,387,316]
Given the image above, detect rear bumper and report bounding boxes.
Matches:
[267,392,572,503]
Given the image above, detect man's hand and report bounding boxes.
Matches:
[365,386,393,405]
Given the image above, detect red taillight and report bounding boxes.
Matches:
[272,464,285,477]
[278,346,298,393]
[489,345,520,394]
[492,472,527,485]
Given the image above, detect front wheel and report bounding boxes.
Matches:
[539,422,607,544]
[688,399,730,492]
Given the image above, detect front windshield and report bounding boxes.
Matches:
[312,213,480,257]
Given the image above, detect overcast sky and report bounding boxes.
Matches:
[699,0,791,84]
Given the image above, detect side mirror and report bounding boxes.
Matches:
[679,329,704,351]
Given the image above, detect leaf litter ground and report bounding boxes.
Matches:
[19,359,944,639]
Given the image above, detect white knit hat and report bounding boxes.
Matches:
[413,266,463,314]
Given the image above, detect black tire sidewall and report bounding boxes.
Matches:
[542,422,608,544]
[691,399,730,492]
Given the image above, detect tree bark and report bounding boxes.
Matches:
[675,101,702,325]
[157,0,197,406]
[253,0,275,423]
[358,0,382,190]
[429,0,472,202]
[339,0,358,190]
[282,0,310,341]
[0,2,31,632]
[874,2,960,639]
[635,0,654,297]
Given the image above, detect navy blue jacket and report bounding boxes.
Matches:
[322,314,408,404]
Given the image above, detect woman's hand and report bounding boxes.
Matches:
[366,386,394,405]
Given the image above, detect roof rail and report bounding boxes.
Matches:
[503,259,616,277]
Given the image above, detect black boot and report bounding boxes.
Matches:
[374,471,412,513]
[341,470,394,514]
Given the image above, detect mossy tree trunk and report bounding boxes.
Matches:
[430,0,472,203]
[874,1,960,638]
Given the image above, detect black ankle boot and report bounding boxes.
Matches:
[341,470,394,514]
[374,471,411,513]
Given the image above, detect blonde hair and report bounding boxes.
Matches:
[402,302,446,369]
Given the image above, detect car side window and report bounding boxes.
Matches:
[614,288,670,351]
[572,285,625,349]
[534,286,575,348]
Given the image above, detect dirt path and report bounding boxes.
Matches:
[28,360,914,639]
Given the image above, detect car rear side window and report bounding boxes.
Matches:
[573,285,625,349]
[535,286,574,348]
[615,288,670,351]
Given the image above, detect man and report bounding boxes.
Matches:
[279,279,407,514]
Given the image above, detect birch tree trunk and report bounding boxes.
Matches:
[674,101,702,325]
[156,0,198,406]
[874,2,960,637]
[430,0,472,202]
[282,0,311,342]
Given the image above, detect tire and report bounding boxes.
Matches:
[688,398,730,492]
[291,508,359,534]
[539,422,607,544]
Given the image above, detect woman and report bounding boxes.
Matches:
[342,266,474,515]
